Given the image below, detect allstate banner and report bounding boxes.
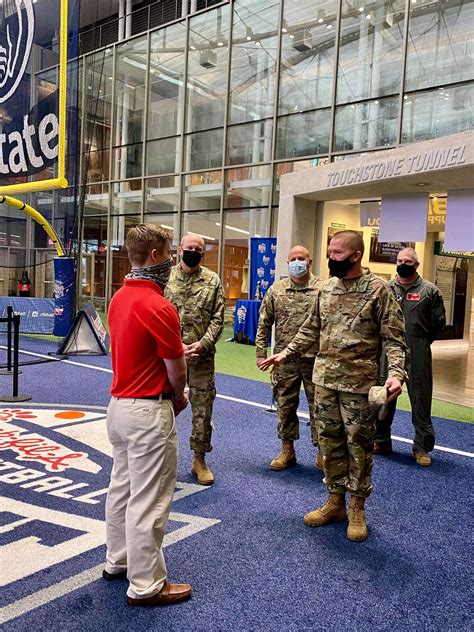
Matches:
[250,237,277,300]
[0,297,55,333]
[0,0,80,192]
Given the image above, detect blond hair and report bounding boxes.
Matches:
[125,223,172,266]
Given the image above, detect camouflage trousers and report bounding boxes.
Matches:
[270,357,318,445]
[187,354,216,453]
[316,386,375,498]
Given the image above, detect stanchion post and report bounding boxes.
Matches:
[0,312,31,402]
[0,305,14,375]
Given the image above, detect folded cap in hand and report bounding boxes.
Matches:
[368,386,389,419]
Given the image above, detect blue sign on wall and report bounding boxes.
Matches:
[249,237,277,300]
[0,298,55,334]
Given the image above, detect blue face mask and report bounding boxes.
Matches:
[288,259,308,278]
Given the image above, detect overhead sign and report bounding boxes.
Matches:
[326,144,467,189]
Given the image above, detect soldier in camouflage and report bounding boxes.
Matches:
[165,234,225,485]
[374,247,446,466]
[255,245,323,471]
[260,230,407,542]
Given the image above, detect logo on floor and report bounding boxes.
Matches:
[0,406,220,597]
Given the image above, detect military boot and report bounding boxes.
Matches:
[347,495,368,542]
[270,440,296,470]
[303,493,346,527]
[191,452,214,485]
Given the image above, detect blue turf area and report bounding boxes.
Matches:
[0,355,473,631]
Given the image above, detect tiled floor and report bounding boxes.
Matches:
[432,305,474,408]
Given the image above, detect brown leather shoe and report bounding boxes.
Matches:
[373,441,392,455]
[413,450,432,466]
[127,581,192,607]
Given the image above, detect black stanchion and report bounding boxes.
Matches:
[0,305,17,375]
[0,312,31,402]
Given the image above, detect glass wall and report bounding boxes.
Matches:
[68,0,473,308]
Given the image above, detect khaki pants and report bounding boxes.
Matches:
[105,396,178,600]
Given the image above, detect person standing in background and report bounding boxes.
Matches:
[374,247,446,466]
[165,233,226,485]
[255,245,323,471]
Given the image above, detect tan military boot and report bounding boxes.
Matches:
[270,440,296,470]
[413,449,432,466]
[347,495,368,542]
[191,452,214,485]
[304,493,346,527]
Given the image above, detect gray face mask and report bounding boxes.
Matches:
[126,257,173,289]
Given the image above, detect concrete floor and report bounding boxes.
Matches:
[432,303,474,408]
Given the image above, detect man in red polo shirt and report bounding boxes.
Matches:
[103,223,192,607]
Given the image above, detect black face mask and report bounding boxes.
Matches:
[182,249,202,268]
[328,252,356,278]
[397,263,415,278]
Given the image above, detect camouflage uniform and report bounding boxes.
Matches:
[375,275,446,453]
[165,264,225,453]
[282,271,406,497]
[255,274,322,444]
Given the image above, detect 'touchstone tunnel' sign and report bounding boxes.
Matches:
[326,145,467,188]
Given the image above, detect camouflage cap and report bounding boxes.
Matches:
[368,386,389,420]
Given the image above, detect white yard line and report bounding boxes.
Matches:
[3,347,473,459]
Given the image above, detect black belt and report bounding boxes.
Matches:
[140,393,173,400]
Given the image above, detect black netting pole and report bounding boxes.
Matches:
[7,305,13,372]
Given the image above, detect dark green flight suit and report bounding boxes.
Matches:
[375,274,446,453]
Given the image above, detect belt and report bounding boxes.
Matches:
[139,393,173,400]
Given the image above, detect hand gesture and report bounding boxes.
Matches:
[173,393,188,416]
[258,352,287,371]
[256,357,267,369]
[183,342,204,359]
[384,377,403,402]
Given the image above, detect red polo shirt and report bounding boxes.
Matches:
[108,279,184,398]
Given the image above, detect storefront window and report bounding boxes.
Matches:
[334,96,398,151]
[112,180,143,215]
[273,158,328,205]
[186,5,230,133]
[183,171,223,211]
[83,184,110,216]
[405,0,474,92]
[148,22,186,140]
[227,120,273,165]
[226,166,272,209]
[401,83,474,143]
[276,109,330,159]
[145,176,180,214]
[184,128,224,171]
[337,1,405,104]
[279,0,337,115]
[147,137,180,175]
[114,36,147,181]
[84,49,114,183]
[229,0,278,124]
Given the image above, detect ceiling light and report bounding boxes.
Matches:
[246,26,253,41]
[318,18,324,23]
[317,9,326,21]
[359,6,364,12]
[217,41,224,47]
[326,23,332,29]
[255,41,261,46]
[282,27,288,33]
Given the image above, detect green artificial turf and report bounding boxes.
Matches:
[216,327,473,424]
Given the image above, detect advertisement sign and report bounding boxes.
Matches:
[0,297,55,334]
[369,230,415,264]
[249,237,276,300]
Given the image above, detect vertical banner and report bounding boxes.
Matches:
[379,193,429,243]
[53,257,75,336]
[250,237,277,300]
[444,190,474,252]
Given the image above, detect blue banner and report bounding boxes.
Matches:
[0,297,55,334]
[249,237,277,300]
[53,257,76,337]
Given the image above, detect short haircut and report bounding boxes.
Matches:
[333,230,365,256]
[125,223,171,266]
[398,247,419,263]
[181,233,206,251]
